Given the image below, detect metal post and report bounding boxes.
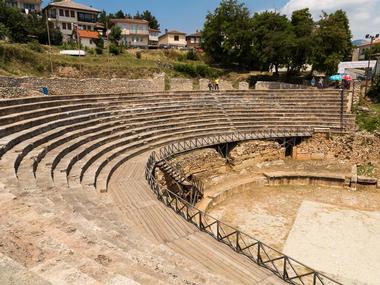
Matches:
[45,10,53,74]
[364,37,374,97]
[340,88,344,132]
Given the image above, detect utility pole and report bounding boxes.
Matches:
[364,33,379,96]
[45,9,53,75]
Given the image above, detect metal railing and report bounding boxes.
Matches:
[144,129,343,285]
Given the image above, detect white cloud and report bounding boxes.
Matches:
[281,0,380,39]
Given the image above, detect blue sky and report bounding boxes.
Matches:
[43,0,380,39]
[43,0,288,34]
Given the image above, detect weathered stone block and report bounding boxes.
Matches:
[199,79,210,91]
[170,78,193,91]
[219,80,234,90]
[311,153,325,160]
[239,82,249,90]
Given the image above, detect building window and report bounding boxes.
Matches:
[174,35,179,41]
[67,23,72,30]
[62,23,66,30]
[190,38,195,43]
[70,10,75,17]
[49,9,57,19]
[65,10,69,17]
[24,3,35,10]
[59,9,64,16]
[77,12,97,23]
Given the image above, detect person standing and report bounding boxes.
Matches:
[311,77,316,87]
[318,77,324,89]
[208,80,213,91]
[214,78,220,91]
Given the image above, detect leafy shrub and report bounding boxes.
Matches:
[173,62,220,78]
[163,49,181,60]
[177,53,186,62]
[186,49,198,60]
[368,74,380,102]
[27,40,43,52]
[95,46,103,55]
[109,44,120,55]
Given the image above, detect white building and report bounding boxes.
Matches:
[110,18,150,48]
[5,0,42,13]
[158,30,187,49]
[44,0,100,41]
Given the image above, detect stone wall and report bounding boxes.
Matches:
[293,132,380,164]
[219,80,234,90]
[170,78,193,91]
[255,81,309,90]
[0,75,250,98]
[239,82,249,90]
[229,140,285,166]
[0,74,166,97]
[0,87,29,99]
[199,79,209,91]
[169,148,226,175]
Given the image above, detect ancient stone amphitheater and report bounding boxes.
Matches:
[0,89,354,285]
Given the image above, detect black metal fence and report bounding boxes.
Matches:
[145,129,343,285]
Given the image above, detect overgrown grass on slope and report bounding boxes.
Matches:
[355,101,380,133]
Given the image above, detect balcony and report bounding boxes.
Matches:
[149,35,159,42]
[77,12,97,23]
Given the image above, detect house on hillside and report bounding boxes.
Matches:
[43,0,100,41]
[5,0,42,13]
[158,30,187,49]
[149,28,160,48]
[186,31,202,49]
[76,29,99,49]
[110,18,149,48]
[352,38,380,61]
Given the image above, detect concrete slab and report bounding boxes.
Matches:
[283,200,380,285]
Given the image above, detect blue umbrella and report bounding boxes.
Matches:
[329,74,342,81]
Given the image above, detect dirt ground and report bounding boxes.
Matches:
[284,201,380,285]
[207,184,380,251]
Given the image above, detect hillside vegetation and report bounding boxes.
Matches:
[0,41,226,79]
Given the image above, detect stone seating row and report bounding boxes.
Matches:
[0,89,353,193]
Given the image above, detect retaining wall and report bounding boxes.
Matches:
[0,75,250,98]
[255,81,309,90]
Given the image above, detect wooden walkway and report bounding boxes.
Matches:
[109,152,287,284]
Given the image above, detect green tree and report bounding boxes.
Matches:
[364,43,380,60]
[251,11,295,75]
[202,0,254,66]
[0,1,62,45]
[312,10,352,75]
[115,10,125,19]
[109,25,122,45]
[368,74,380,102]
[134,10,160,30]
[0,23,9,40]
[288,8,315,74]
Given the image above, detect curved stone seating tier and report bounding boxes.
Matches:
[0,89,353,284]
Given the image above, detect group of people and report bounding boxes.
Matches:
[208,79,220,91]
[311,76,351,89]
[310,77,324,89]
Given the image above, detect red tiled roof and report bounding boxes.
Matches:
[149,28,160,32]
[78,30,99,39]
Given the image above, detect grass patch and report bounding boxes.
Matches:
[357,163,376,177]
[355,101,380,133]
